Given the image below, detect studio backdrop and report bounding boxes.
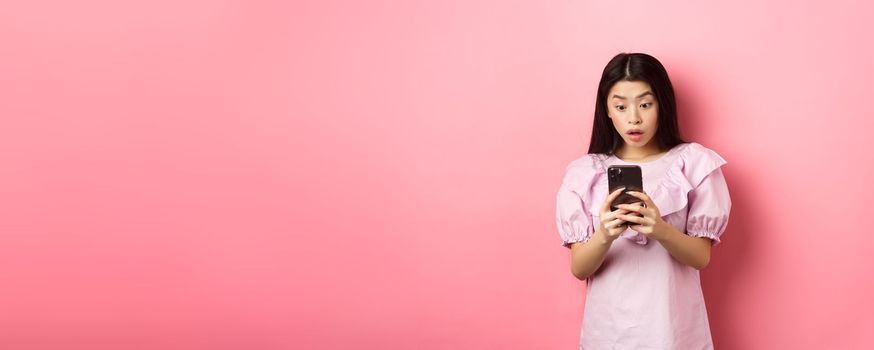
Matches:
[1,1,871,349]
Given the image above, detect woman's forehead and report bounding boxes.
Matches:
[609,81,653,99]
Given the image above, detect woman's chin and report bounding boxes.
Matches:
[624,136,646,144]
[624,136,654,147]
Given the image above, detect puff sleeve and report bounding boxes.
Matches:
[555,158,597,248]
[685,165,732,247]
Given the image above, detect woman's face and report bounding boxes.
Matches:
[606,80,659,149]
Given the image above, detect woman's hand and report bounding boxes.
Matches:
[596,187,633,243]
[615,191,670,241]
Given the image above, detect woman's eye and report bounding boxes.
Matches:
[641,102,652,109]
[615,105,625,111]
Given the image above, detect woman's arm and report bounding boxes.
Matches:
[652,220,712,270]
[569,228,615,280]
[617,191,715,270]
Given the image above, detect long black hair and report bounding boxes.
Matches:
[587,53,686,155]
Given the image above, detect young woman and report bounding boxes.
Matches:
[555,53,731,349]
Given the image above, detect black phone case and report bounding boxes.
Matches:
[607,165,644,213]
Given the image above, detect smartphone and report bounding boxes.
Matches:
[607,165,645,213]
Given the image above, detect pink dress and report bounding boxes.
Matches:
[555,142,731,349]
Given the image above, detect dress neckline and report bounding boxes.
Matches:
[608,143,686,165]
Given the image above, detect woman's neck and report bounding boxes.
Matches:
[615,145,663,161]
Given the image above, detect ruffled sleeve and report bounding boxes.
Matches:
[555,155,601,248]
[682,144,732,246]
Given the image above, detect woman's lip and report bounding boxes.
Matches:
[628,133,643,141]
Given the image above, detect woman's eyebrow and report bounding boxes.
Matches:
[611,91,654,100]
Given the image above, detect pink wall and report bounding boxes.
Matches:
[1,0,871,349]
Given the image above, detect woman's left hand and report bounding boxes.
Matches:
[615,191,669,241]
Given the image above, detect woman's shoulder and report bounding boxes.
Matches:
[563,152,612,178]
[677,142,727,167]
[564,153,607,171]
[560,153,609,193]
[679,141,719,154]
[672,142,728,188]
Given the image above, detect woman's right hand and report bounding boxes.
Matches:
[596,187,630,243]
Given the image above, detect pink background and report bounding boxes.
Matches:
[1,0,872,349]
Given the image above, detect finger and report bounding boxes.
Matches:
[617,204,650,219]
[627,191,656,209]
[604,214,627,225]
[601,187,626,213]
[611,208,638,220]
[606,218,627,230]
[603,208,629,220]
[616,215,643,226]
[616,210,644,222]
[617,213,645,225]
[616,203,645,213]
